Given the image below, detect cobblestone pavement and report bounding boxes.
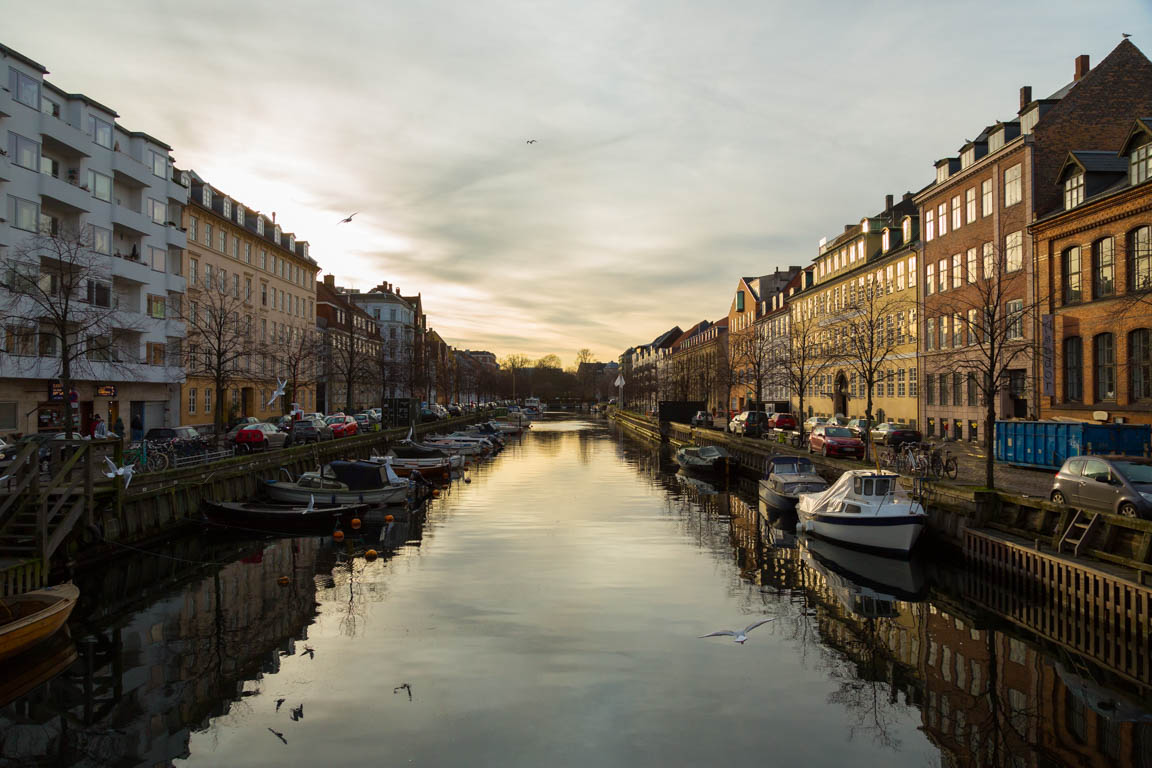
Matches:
[913,439,1055,498]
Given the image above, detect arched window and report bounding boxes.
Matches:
[1094,333,1116,401]
[1093,237,1115,298]
[1131,226,1152,291]
[1063,336,1083,402]
[1131,329,1152,401]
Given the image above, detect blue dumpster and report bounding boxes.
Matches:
[995,421,1152,469]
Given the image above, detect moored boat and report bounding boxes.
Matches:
[265,460,409,506]
[758,456,828,512]
[795,469,926,555]
[203,499,370,532]
[0,583,79,663]
[674,445,732,474]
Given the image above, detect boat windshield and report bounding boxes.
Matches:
[853,476,894,496]
[699,446,725,459]
[773,457,814,475]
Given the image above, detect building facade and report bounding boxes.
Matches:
[0,43,187,437]
[179,172,319,425]
[316,277,381,413]
[342,281,417,400]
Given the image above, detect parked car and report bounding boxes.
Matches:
[419,408,440,423]
[447,405,462,417]
[808,425,865,458]
[1050,456,1152,518]
[870,422,922,447]
[288,418,334,444]
[728,411,771,438]
[229,416,261,431]
[352,413,372,432]
[301,412,324,422]
[845,418,871,439]
[691,410,714,428]
[767,413,798,431]
[325,415,359,438]
[234,423,289,452]
[802,416,827,433]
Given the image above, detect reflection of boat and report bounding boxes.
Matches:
[203,499,370,532]
[796,470,926,555]
[758,456,828,511]
[1054,660,1152,723]
[0,583,79,662]
[265,461,409,506]
[802,536,926,605]
[675,471,720,496]
[674,445,732,474]
[0,630,77,708]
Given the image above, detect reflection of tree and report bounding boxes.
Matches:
[824,619,906,750]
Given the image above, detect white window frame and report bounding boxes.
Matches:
[1004,164,1022,207]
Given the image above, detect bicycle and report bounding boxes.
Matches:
[930,446,958,480]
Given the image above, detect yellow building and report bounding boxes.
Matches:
[178,170,320,426]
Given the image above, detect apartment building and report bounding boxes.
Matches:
[316,276,380,413]
[917,42,1152,442]
[1033,116,1152,424]
[727,267,800,413]
[662,319,728,414]
[341,281,417,399]
[179,171,319,425]
[754,269,804,411]
[0,43,188,437]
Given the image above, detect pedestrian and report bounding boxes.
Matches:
[92,415,108,439]
[114,416,125,440]
[131,414,143,442]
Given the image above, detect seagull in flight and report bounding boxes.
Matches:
[290,704,304,721]
[268,727,288,745]
[526,139,536,144]
[394,682,412,700]
[699,618,776,644]
[275,698,286,711]
[337,212,358,224]
[303,494,315,513]
[267,378,287,407]
[103,457,136,489]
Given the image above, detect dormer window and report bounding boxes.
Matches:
[961,147,975,168]
[1131,141,1151,186]
[881,229,891,252]
[1020,107,1039,135]
[202,187,212,206]
[902,217,911,243]
[222,199,231,218]
[861,219,870,233]
[936,165,949,184]
[257,216,265,235]
[274,224,282,241]
[236,204,244,224]
[180,171,190,188]
[1064,172,1085,210]
[988,129,1005,153]
[301,243,309,259]
[288,234,295,251]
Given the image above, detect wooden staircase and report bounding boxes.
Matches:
[1058,509,1101,557]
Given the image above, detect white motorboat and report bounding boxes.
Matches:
[379,442,464,470]
[795,470,926,555]
[423,436,487,455]
[265,460,409,506]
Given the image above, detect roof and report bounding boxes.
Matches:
[0,43,47,74]
[1058,151,1129,182]
[1119,117,1152,157]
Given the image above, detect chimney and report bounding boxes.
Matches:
[272,211,277,224]
[902,191,914,203]
[323,274,335,288]
[1019,85,1032,110]
[885,194,893,214]
[844,224,853,233]
[1074,54,1090,81]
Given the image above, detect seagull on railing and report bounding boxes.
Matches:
[103,457,136,489]
[698,618,776,644]
[267,378,287,407]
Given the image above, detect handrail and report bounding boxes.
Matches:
[0,440,42,526]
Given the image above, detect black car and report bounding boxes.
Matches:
[288,418,334,444]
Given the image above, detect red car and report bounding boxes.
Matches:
[808,425,864,458]
[768,413,797,431]
[233,423,289,452]
[325,414,359,438]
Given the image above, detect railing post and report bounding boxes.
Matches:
[83,443,94,527]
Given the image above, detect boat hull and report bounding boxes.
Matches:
[264,482,408,506]
[204,500,369,532]
[798,512,925,556]
[758,480,798,512]
[0,584,79,663]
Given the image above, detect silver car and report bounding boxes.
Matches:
[1050,455,1152,518]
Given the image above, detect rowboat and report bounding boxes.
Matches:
[203,499,370,532]
[265,460,409,506]
[0,583,79,662]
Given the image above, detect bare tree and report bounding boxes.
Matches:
[730,320,775,407]
[501,353,532,400]
[928,244,1039,488]
[772,309,832,442]
[267,326,321,416]
[1,227,147,436]
[326,318,377,413]
[829,276,914,458]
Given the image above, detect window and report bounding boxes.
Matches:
[1130,226,1152,291]
[908,257,916,288]
[218,230,226,252]
[39,154,59,178]
[951,195,962,230]
[980,241,993,279]
[261,282,268,306]
[938,259,947,293]
[897,369,906,397]
[925,209,935,241]
[1062,246,1081,304]
[1064,172,1084,209]
[91,225,112,255]
[7,133,39,170]
[189,217,198,242]
[1064,336,1083,401]
[981,179,993,217]
[1130,141,1151,185]
[244,243,251,264]
[940,314,950,348]
[1095,333,1116,400]
[965,248,976,284]
[257,216,265,236]
[1092,237,1115,298]
[222,199,231,219]
[233,273,240,298]
[966,308,977,345]
[203,222,212,246]
[202,186,212,207]
[150,247,166,272]
[926,263,935,295]
[952,254,962,288]
[233,239,239,260]
[204,264,213,289]
[1005,231,1022,272]
[189,388,197,414]
[8,68,41,108]
[1004,163,1022,207]
[953,372,962,404]
[88,170,112,202]
[910,367,918,397]
[939,372,949,406]
[147,294,166,319]
[11,197,39,232]
[1130,328,1152,400]
[205,389,213,413]
[147,342,166,366]
[938,203,948,236]
[245,278,252,301]
[967,373,977,406]
[896,261,905,290]
[1006,299,1024,340]
[926,373,935,405]
[83,279,111,307]
[148,198,166,224]
[189,258,199,286]
[966,187,976,223]
[260,250,267,270]
[926,318,935,350]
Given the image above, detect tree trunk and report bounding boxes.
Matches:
[985,403,996,489]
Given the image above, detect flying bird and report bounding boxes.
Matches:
[698,618,777,644]
[526,139,536,144]
[0,475,9,484]
[267,378,287,407]
[302,646,315,659]
[103,456,136,489]
[394,682,412,701]
[275,698,286,711]
[290,704,304,721]
[268,728,288,745]
[1123,33,1132,38]
[337,212,358,224]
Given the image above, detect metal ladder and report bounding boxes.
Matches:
[1058,509,1101,556]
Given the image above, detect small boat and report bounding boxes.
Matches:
[0,583,79,662]
[203,499,370,532]
[674,445,732,474]
[377,442,462,472]
[265,460,409,506]
[758,456,828,512]
[796,470,926,555]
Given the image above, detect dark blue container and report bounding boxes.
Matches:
[995,421,1152,469]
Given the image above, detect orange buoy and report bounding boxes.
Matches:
[385,514,395,523]
[432,489,441,498]
[365,549,378,561]
[277,576,290,586]
[333,530,345,542]
[351,518,362,530]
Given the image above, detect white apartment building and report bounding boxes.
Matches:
[342,281,417,399]
[0,43,187,437]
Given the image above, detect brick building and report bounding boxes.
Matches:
[1033,116,1152,424]
[917,41,1152,443]
[315,276,381,413]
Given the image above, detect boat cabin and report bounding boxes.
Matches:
[298,461,397,490]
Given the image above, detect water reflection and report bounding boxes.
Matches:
[0,420,1148,766]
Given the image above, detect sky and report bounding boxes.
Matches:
[6,1,1149,365]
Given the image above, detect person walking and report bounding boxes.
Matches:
[131,413,143,442]
[92,414,109,439]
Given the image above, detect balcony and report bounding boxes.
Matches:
[39,114,91,159]
[165,223,187,249]
[111,151,152,188]
[111,204,152,236]
[39,174,94,213]
[86,360,183,384]
[109,253,153,284]
[163,273,186,294]
[167,175,189,204]
[0,87,12,117]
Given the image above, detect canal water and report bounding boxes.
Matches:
[1,417,1150,767]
